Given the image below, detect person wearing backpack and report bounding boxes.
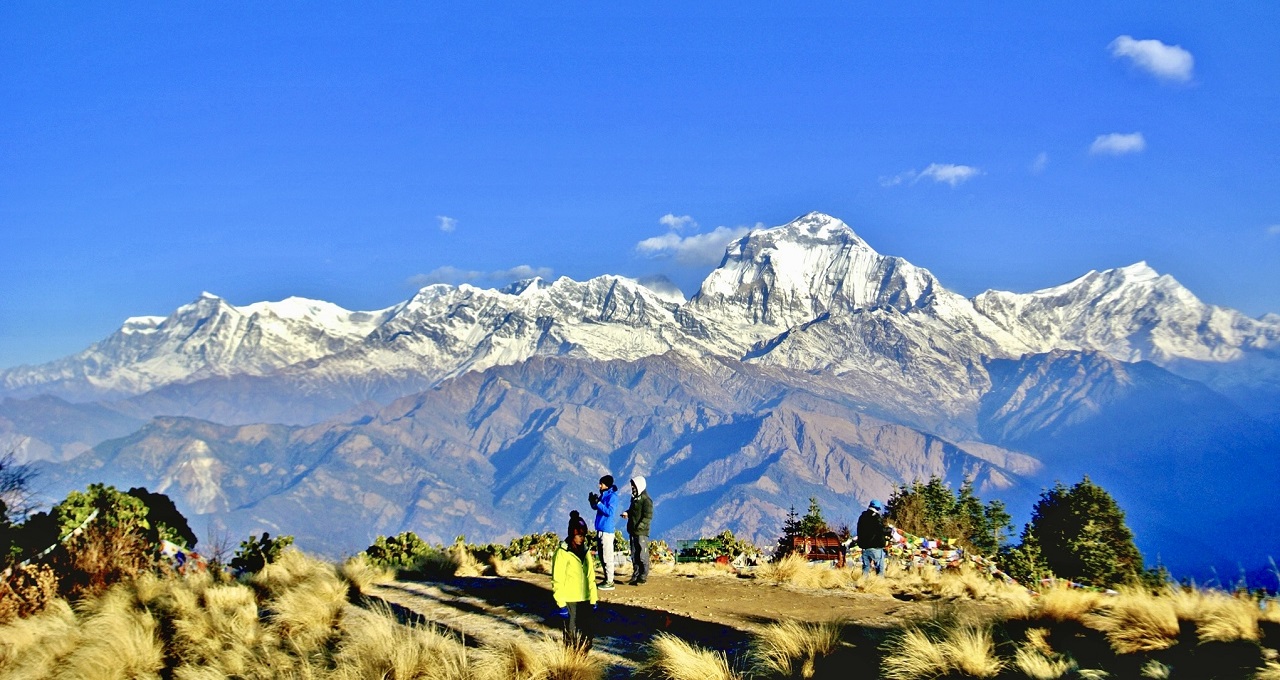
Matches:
[588,474,621,590]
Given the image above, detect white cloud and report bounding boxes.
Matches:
[1031,152,1050,175]
[406,264,553,288]
[1267,225,1280,238]
[1090,132,1147,156]
[919,163,982,186]
[493,265,554,281]
[437,215,458,233]
[881,163,983,188]
[407,266,480,286]
[659,214,697,231]
[635,225,755,266]
[1110,35,1194,83]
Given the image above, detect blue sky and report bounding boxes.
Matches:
[2,3,1278,368]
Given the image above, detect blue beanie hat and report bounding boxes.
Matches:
[869,499,883,510]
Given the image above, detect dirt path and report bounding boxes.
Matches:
[367,566,944,676]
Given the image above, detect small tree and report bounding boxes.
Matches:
[797,497,830,537]
[885,477,1011,555]
[1012,477,1146,588]
[774,505,802,559]
[775,498,835,559]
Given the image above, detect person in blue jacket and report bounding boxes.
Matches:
[588,474,620,590]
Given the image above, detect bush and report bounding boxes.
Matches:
[0,563,57,624]
[230,532,294,575]
[0,484,193,606]
[1008,477,1150,588]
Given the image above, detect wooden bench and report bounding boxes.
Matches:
[791,535,846,567]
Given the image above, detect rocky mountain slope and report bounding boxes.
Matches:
[42,353,1038,556]
[9,211,1279,577]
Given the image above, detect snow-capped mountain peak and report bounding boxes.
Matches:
[3,212,1277,407]
[973,262,1279,362]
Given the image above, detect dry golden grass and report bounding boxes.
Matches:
[448,543,488,577]
[1140,659,1172,678]
[1258,659,1280,680]
[68,609,165,678]
[659,561,741,580]
[0,549,504,680]
[331,604,470,680]
[881,619,1002,680]
[1013,640,1075,680]
[338,554,394,595]
[0,598,79,677]
[1026,583,1107,623]
[472,634,605,680]
[749,620,842,679]
[1193,591,1261,643]
[1085,591,1181,654]
[880,625,951,680]
[943,623,1003,677]
[754,555,857,590]
[642,632,740,680]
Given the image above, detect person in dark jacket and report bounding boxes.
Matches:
[856,499,890,576]
[620,476,653,585]
[588,474,620,590]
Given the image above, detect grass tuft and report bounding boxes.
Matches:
[749,620,842,679]
[643,631,740,680]
[1085,591,1181,654]
[882,619,1002,680]
[474,633,604,680]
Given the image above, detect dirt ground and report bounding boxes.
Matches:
[366,562,954,676]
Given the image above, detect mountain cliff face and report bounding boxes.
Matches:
[8,211,1279,576]
[42,354,1037,555]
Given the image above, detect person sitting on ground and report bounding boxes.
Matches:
[588,474,621,590]
[552,510,599,650]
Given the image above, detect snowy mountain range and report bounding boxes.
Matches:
[6,212,1276,418]
[4,212,1277,577]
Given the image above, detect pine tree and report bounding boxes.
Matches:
[774,505,802,559]
[1017,476,1146,587]
[884,476,1011,555]
[797,497,829,537]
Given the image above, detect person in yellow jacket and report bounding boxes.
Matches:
[552,510,599,649]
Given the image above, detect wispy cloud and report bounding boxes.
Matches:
[437,215,458,233]
[658,214,697,231]
[407,264,553,288]
[1030,152,1050,175]
[1090,132,1147,156]
[1110,35,1194,83]
[881,163,983,188]
[1267,225,1280,238]
[635,225,757,266]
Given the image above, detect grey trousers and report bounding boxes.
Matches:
[629,534,650,582]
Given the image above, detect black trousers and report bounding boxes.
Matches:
[562,601,596,650]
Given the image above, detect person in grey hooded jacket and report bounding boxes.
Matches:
[620,476,653,585]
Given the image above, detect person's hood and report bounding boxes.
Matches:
[631,476,647,495]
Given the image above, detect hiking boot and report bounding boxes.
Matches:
[599,582,615,591]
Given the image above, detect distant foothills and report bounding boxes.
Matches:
[2,212,1277,580]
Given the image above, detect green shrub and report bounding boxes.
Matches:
[230,532,294,574]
